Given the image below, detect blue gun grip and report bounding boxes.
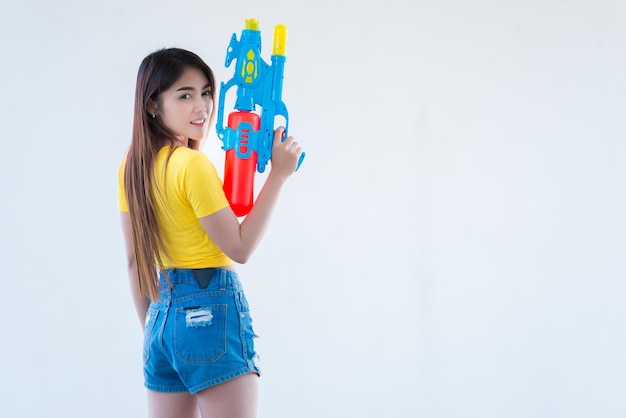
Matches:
[296,152,305,171]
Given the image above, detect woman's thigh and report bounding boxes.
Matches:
[147,390,200,418]
[196,373,259,418]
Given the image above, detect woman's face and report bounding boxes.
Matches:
[157,67,212,145]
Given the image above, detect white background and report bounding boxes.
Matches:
[1,0,625,417]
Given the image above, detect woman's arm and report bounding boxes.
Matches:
[199,127,302,263]
[120,211,151,326]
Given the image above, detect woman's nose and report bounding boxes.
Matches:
[195,99,207,112]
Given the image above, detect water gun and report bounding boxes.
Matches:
[216,17,304,217]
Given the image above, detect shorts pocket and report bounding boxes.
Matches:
[143,307,159,366]
[174,304,227,364]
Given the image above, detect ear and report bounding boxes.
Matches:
[147,98,158,116]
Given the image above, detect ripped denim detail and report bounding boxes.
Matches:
[185,307,214,328]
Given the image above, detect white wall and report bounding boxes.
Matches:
[1,0,625,417]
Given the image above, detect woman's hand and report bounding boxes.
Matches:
[269,127,303,182]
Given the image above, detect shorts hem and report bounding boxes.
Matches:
[144,366,260,394]
[144,382,189,393]
[188,366,260,394]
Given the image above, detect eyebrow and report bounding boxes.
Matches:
[176,84,212,92]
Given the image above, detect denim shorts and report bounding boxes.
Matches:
[143,268,260,394]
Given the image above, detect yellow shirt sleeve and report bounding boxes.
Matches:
[183,152,230,218]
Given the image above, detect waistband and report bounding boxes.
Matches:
[158,268,241,294]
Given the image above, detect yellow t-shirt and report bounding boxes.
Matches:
[118,146,233,268]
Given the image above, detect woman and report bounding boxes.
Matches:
[118,48,302,418]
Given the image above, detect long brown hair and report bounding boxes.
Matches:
[124,48,216,301]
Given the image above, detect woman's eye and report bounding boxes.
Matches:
[202,90,212,96]
[180,94,191,99]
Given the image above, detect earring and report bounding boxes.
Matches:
[151,113,156,118]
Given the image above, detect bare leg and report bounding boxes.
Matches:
[147,390,200,418]
[196,373,259,418]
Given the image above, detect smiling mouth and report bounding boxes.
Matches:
[191,118,206,126]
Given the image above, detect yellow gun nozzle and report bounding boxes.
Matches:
[244,18,260,30]
[272,24,287,56]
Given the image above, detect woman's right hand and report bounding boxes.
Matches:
[269,126,303,181]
